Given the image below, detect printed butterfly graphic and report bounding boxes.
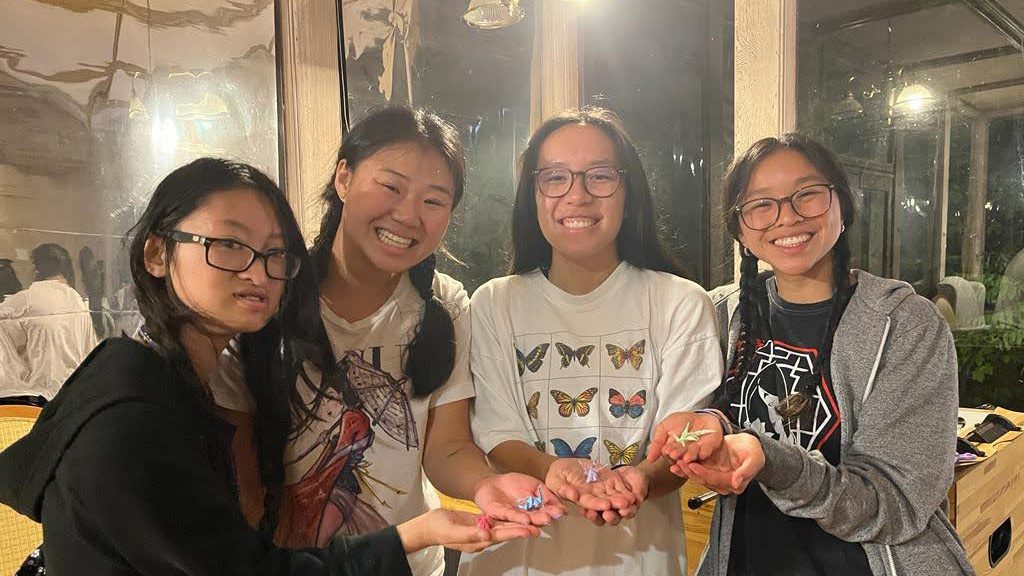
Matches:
[555,342,596,368]
[516,343,550,376]
[604,439,641,466]
[550,387,599,417]
[606,339,646,370]
[526,391,540,419]
[608,388,647,419]
[551,436,598,459]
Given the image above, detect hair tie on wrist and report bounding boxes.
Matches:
[694,408,734,435]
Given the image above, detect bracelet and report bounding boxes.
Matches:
[694,408,735,435]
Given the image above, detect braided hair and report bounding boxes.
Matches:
[720,134,857,419]
[307,107,465,400]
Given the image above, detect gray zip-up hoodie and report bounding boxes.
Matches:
[698,270,975,576]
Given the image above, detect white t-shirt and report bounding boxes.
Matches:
[460,262,723,576]
[0,322,30,392]
[209,272,473,576]
[0,280,98,399]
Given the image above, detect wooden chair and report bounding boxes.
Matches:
[0,404,43,575]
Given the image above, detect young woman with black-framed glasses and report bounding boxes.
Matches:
[649,134,974,576]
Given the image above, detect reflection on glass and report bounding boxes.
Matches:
[0,1,279,400]
[341,0,733,290]
[342,0,533,292]
[798,1,1024,407]
[580,0,734,288]
[0,244,97,400]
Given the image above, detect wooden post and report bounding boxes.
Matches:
[529,0,581,130]
[277,0,344,241]
[733,0,798,276]
[892,131,905,276]
[963,116,990,279]
[935,106,952,282]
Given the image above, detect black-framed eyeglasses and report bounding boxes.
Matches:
[533,166,626,198]
[733,184,835,231]
[162,230,301,280]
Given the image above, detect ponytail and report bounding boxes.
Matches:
[406,254,456,397]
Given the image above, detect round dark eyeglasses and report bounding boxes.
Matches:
[162,230,301,280]
[733,184,835,231]
[533,166,626,198]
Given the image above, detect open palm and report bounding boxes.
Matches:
[671,433,765,494]
[544,458,636,513]
[473,472,565,526]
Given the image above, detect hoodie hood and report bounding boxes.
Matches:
[710,269,917,361]
[711,269,915,316]
[0,338,185,520]
[843,269,917,318]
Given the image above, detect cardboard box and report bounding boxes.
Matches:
[949,409,1024,575]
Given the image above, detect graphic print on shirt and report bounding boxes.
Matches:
[729,340,840,451]
[516,343,550,376]
[517,330,651,467]
[603,439,640,466]
[526,391,540,419]
[550,387,599,417]
[606,339,646,370]
[608,388,646,419]
[555,342,597,368]
[551,436,598,458]
[276,350,413,547]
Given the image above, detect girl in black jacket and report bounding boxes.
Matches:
[0,158,536,576]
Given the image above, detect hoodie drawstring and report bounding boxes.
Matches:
[862,315,898,576]
[862,316,891,404]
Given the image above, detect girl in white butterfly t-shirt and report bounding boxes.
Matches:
[460,108,723,576]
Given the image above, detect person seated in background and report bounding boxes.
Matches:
[994,246,1024,329]
[79,246,114,338]
[0,320,31,400]
[0,243,98,401]
[0,258,22,302]
[933,275,986,331]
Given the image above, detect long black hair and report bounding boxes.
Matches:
[308,106,466,398]
[0,259,23,300]
[127,157,334,536]
[31,243,75,287]
[721,133,856,419]
[509,107,681,276]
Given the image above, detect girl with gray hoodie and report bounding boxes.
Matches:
[647,134,974,576]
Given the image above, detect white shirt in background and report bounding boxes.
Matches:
[0,323,30,392]
[0,279,98,399]
[460,262,723,576]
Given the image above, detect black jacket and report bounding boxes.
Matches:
[0,337,412,576]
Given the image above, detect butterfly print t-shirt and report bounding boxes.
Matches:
[463,262,723,576]
[209,272,474,576]
[726,278,870,576]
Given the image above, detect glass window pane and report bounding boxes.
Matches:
[341,1,533,292]
[798,1,1024,408]
[0,2,280,397]
[581,0,734,287]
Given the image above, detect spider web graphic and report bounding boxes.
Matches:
[730,341,837,450]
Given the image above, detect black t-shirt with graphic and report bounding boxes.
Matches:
[725,279,870,576]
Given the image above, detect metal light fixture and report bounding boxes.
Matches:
[830,92,863,120]
[463,0,524,30]
[891,83,937,116]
